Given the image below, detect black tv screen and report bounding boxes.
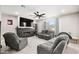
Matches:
[20,17,33,27]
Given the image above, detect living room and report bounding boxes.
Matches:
[0,5,79,54]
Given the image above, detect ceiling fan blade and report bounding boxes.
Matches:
[35,11,40,15]
[34,12,39,16]
[34,12,37,15]
[41,13,45,16]
[41,16,46,18]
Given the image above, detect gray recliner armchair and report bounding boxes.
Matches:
[3,32,28,51]
[37,35,69,54]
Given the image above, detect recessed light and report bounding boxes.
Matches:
[15,12,19,15]
[61,9,65,13]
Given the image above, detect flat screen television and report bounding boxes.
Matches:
[19,17,33,28]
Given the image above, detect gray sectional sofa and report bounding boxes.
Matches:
[37,30,54,40]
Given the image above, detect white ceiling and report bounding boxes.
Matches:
[0,5,79,18]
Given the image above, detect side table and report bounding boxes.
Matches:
[72,37,79,44]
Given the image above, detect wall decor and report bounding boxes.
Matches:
[8,20,13,25]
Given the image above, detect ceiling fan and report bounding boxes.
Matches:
[33,11,45,19]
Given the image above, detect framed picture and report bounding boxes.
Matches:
[7,20,13,25]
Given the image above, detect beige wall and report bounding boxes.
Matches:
[59,13,79,37]
[1,14,18,38]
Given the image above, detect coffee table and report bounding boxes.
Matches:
[72,37,79,44]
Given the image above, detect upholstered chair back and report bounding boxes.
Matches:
[3,32,19,49]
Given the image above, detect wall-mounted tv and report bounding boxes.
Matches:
[19,17,33,28]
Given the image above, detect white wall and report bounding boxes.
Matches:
[0,6,1,21]
[37,19,51,33]
[0,13,1,44]
[0,12,1,21]
[37,20,44,33]
[1,14,18,36]
[59,13,79,37]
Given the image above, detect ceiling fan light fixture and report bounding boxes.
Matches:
[14,11,19,15]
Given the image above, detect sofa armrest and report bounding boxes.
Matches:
[19,38,28,50]
[37,42,54,54]
[53,40,66,54]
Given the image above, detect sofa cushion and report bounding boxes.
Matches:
[38,42,54,53]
